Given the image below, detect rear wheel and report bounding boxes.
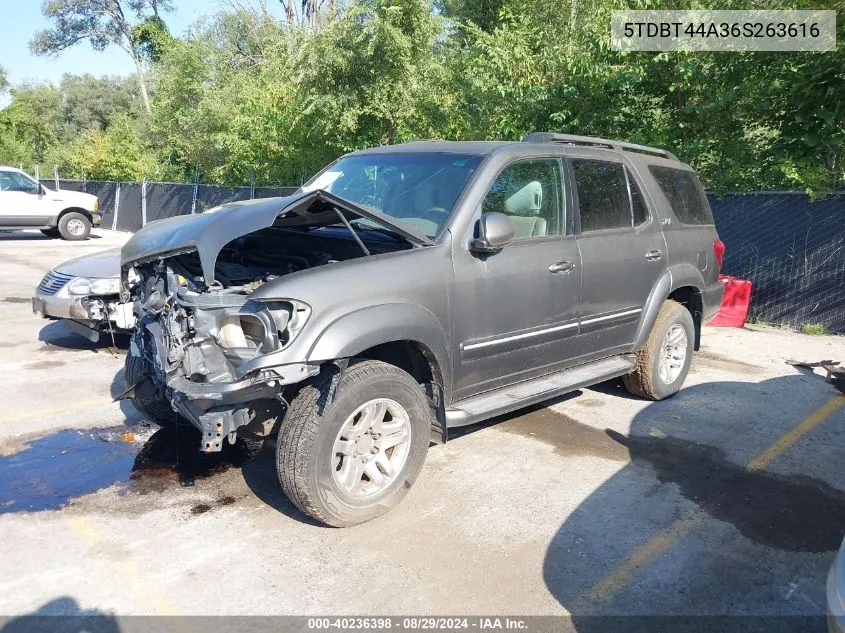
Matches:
[277,360,430,527]
[623,300,695,401]
[58,212,91,240]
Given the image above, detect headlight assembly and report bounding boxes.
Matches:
[67,277,122,296]
[262,299,312,349]
[216,299,311,352]
[282,300,311,347]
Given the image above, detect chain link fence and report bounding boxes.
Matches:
[40,179,299,233]
[708,192,845,334]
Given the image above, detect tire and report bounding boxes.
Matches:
[57,211,91,240]
[124,354,181,427]
[277,359,430,527]
[622,299,695,401]
[40,228,59,238]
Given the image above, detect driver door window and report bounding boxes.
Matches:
[482,159,563,239]
[0,171,39,194]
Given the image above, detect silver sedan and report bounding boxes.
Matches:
[32,248,134,341]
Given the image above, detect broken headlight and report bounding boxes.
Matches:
[275,299,311,348]
[216,300,311,352]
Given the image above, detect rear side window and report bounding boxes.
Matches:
[571,159,649,232]
[649,166,714,225]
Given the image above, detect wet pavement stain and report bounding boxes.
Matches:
[607,430,845,552]
[498,408,629,462]
[0,426,253,514]
[129,427,254,494]
[0,428,139,514]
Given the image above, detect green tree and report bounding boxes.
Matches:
[30,0,174,114]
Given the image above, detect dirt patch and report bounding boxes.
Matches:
[3,297,31,304]
[190,495,238,516]
[24,360,66,370]
[498,408,629,462]
[608,430,845,552]
[694,349,765,375]
[575,398,605,408]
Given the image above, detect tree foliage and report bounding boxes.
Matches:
[30,0,174,113]
[2,0,842,194]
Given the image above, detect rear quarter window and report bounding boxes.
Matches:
[649,166,714,225]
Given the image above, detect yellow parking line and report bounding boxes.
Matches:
[583,509,704,604]
[64,516,184,617]
[747,394,845,472]
[579,392,845,606]
[0,397,113,425]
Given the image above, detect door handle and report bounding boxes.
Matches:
[548,261,575,274]
[645,250,663,261]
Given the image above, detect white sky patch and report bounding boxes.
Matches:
[301,171,343,193]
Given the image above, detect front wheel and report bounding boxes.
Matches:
[623,300,695,401]
[58,212,91,240]
[277,360,430,527]
[124,354,181,427]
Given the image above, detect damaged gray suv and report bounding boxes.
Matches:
[120,133,725,526]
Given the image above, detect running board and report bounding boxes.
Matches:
[445,354,637,427]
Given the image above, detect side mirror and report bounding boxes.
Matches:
[470,212,515,253]
[37,184,46,195]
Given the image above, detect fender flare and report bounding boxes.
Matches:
[307,303,453,396]
[56,207,94,226]
[633,266,706,349]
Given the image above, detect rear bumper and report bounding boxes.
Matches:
[91,211,103,227]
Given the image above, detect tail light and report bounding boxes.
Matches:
[713,238,726,269]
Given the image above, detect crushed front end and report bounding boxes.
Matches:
[126,258,318,452]
[120,191,424,452]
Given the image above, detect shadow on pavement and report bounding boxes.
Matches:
[240,449,325,526]
[0,231,102,241]
[38,320,129,353]
[541,374,844,630]
[0,597,119,633]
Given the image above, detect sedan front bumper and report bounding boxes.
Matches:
[33,287,134,338]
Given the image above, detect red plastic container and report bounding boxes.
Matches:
[708,275,752,327]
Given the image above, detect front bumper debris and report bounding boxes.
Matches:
[166,365,318,452]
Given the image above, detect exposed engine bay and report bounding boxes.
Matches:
[125,216,414,451]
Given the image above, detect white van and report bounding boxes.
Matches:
[0,167,102,240]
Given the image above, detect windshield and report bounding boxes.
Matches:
[301,152,483,238]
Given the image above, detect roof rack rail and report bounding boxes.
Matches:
[521,132,679,161]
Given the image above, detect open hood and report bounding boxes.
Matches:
[121,190,433,283]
